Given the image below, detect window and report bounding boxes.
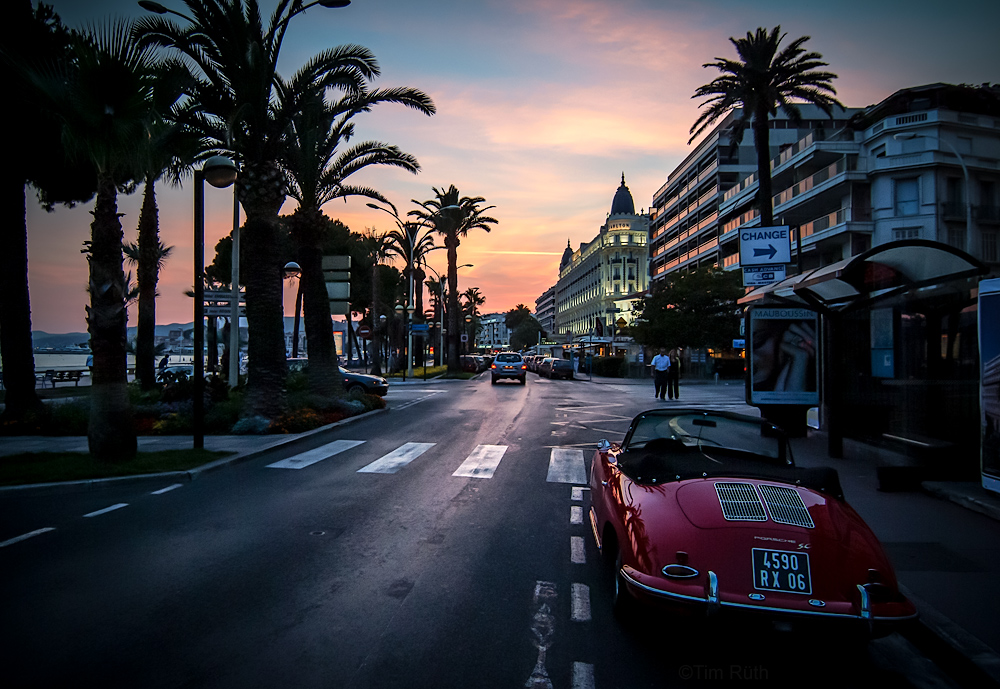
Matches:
[894,178,919,216]
[893,227,920,241]
[983,231,998,263]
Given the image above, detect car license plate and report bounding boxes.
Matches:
[752,548,811,594]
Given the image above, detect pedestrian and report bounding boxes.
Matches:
[667,348,681,400]
[650,347,671,400]
[158,355,169,376]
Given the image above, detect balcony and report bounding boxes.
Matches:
[772,157,853,207]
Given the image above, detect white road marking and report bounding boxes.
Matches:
[151,483,183,494]
[267,439,365,469]
[571,583,591,622]
[570,536,585,564]
[0,527,56,548]
[452,444,507,478]
[547,448,587,484]
[83,503,128,518]
[393,389,445,410]
[357,442,435,474]
[571,487,587,501]
[570,505,583,525]
[526,581,558,689]
[572,662,595,689]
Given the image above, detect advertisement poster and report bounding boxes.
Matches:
[747,307,819,406]
[979,279,1000,494]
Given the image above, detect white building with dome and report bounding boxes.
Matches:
[554,174,651,337]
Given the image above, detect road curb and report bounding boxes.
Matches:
[899,584,1000,687]
[0,407,389,497]
[921,481,1000,523]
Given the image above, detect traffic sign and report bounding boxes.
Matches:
[410,323,429,332]
[743,264,785,287]
[356,324,372,339]
[739,226,791,266]
[204,305,245,317]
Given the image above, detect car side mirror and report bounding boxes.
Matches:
[598,439,611,452]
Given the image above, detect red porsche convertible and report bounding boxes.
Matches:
[588,408,917,637]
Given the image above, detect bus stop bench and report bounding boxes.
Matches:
[41,370,83,388]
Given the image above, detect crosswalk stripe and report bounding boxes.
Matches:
[452,445,508,478]
[547,448,587,484]
[357,442,435,474]
[267,439,365,469]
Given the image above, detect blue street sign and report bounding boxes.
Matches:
[410,324,429,332]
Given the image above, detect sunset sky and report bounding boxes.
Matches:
[26,0,1000,333]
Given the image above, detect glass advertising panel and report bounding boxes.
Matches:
[980,278,1000,494]
[747,307,819,406]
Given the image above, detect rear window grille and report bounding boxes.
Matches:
[715,482,767,522]
[759,484,815,528]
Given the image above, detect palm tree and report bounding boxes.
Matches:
[283,81,433,396]
[410,186,497,372]
[362,229,394,376]
[462,286,485,351]
[35,19,160,461]
[386,216,439,318]
[137,0,379,418]
[690,26,842,228]
[2,1,96,422]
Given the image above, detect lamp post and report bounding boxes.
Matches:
[894,132,976,257]
[228,188,241,387]
[283,261,303,358]
[422,263,446,367]
[194,155,237,449]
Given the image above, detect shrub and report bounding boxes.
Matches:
[592,356,627,378]
[47,399,90,435]
[269,408,325,434]
[232,415,271,435]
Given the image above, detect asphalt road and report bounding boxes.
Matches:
[0,375,961,688]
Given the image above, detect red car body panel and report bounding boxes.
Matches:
[589,410,917,633]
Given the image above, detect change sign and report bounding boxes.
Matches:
[740,226,791,266]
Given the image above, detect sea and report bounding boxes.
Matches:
[28,353,194,372]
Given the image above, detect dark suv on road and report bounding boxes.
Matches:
[491,352,526,385]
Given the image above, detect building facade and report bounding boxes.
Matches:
[649,106,861,284]
[476,312,511,351]
[555,175,650,337]
[534,285,556,336]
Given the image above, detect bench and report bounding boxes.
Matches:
[41,370,83,388]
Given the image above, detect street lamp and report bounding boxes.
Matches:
[194,155,237,449]
[894,132,976,257]
[283,261,303,358]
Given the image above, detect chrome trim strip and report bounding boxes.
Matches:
[858,584,871,620]
[589,507,602,551]
[618,570,917,622]
[707,571,720,612]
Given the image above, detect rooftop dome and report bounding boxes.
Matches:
[610,173,635,216]
[560,239,574,270]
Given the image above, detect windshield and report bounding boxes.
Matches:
[496,354,521,362]
[619,410,792,483]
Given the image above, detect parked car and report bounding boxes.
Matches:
[537,357,554,377]
[588,408,917,639]
[460,355,480,373]
[490,352,526,385]
[340,367,388,396]
[548,358,574,380]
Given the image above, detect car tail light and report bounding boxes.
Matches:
[521,364,526,369]
[491,364,496,369]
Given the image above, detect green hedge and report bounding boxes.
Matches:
[592,356,627,377]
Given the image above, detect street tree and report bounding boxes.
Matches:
[2,1,96,422]
[137,0,373,418]
[690,26,842,227]
[283,79,433,396]
[34,18,162,461]
[410,186,497,373]
[631,266,743,352]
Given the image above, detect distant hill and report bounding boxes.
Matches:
[31,319,309,350]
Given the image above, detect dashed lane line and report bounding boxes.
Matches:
[571,583,591,622]
[570,536,586,564]
[83,503,128,518]
[0,528,56,548]
[151,484,183,495]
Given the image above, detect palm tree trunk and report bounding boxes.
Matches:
[0,177,43,420]
[238,162,288,418]
[296,215,339,397]
[135,176,159,390]
[87,173,136,462]
[446,232,460,372]
[753,108,774,228]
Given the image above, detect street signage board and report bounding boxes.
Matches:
[321,255,351,270]
[410,323,429,332]
[739,226,791,266]
[733,339,746,349]
[328,300,350,313]
[203,290,245,302]
[743,264,785,287]
[746,306,819,407]
[204,305,245,317]
[325,282,350,300]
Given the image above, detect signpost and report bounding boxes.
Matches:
[740,226,791,287]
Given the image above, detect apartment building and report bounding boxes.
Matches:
[718,83,1000,271]
[534,285,556,336]
[649,106,860,284]
[555,175,650,337]
[476,312,511,351]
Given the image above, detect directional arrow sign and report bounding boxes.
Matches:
[740,226,791,266]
